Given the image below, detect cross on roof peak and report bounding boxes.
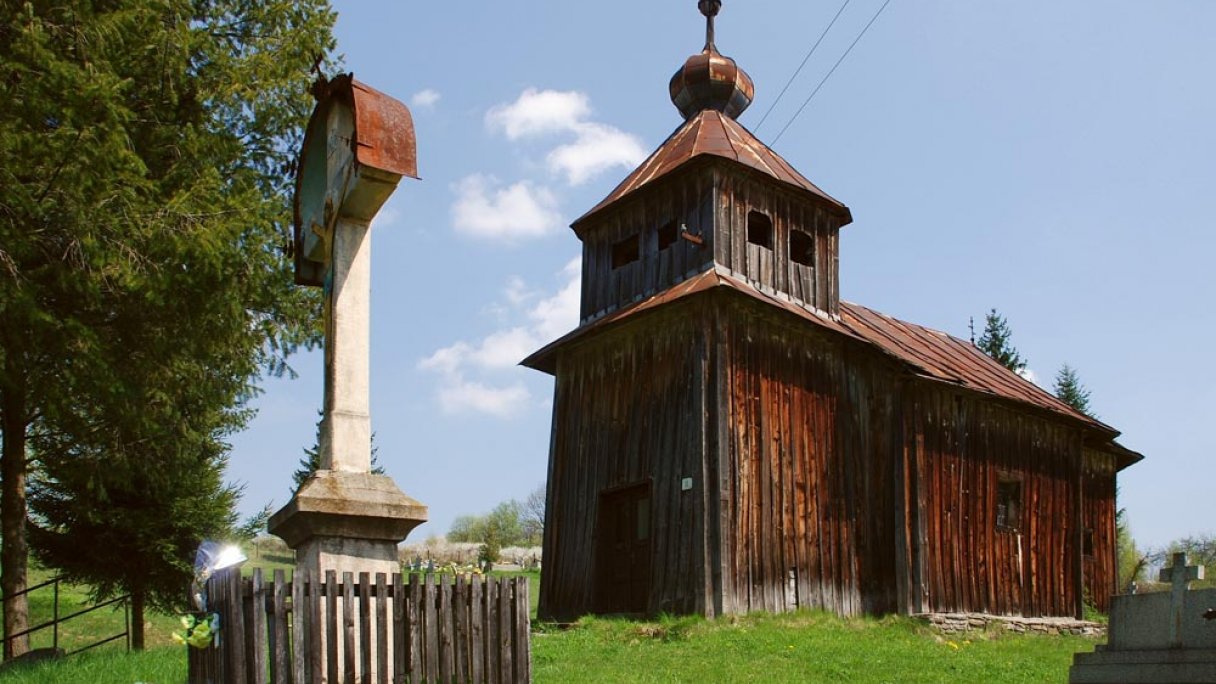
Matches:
[698,0,723,50]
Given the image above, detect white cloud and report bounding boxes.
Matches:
[418,260,581,418]
[484,89,646,186]
[435,379,530,418]
[486,89,591,140]
[450,174,562,240]
[411,89,441,109]
[527,258,581,341]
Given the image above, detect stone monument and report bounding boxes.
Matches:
[268,74,427,578]
[1070,552,1216,683]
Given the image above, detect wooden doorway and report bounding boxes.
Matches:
[595,482,652,615]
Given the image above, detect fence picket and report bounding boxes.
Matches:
[291,571,306,684]
[309,570,323,683]
[453,574,467,683]
[408,574,422,683]
[486,579,499,684]
[424,574,438,681]
[250,570,267,684]
[358,573,371,684]
[228,570,248,684]
[375,574,388,684]
[499,577,512,683]
[325,570,338,684]
[342,572,356,684]
[470,575,484,684]
[271,570,288,684]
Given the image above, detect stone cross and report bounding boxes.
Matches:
[1159,551,1205,648]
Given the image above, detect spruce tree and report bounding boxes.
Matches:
[1053,364,1094,417]
[976,309,1027,373]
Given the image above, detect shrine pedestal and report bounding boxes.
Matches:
[268,470,427,577]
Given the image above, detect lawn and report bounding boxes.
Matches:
[4,559,1097,682]
[532,611,1095,683]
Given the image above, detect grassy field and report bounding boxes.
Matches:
[533,611,1094,683]
[3,556,1098,682]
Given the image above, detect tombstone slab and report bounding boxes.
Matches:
[1071,554,1216,683]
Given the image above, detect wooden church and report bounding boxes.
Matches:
[523,1,1141,622]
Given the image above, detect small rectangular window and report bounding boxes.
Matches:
[790,229,815,267]
[747,211,773,249]
[611,235,639,269]
[996,477,1022,532]
[1083,528,1094,557]
[658,221,678,251]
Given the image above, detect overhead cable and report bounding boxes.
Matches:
[754,0,853,134]
[770,0,892,146]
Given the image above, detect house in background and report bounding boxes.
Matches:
[523,2,1141,622]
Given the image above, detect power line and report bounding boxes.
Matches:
[770,0,892,147]
[753,0,853,134]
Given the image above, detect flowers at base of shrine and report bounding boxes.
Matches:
[173,613,220,650]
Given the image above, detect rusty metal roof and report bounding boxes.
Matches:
[522,269,1136,459]
[574,110,849,227]
[522,268,859,374]
[838,302,1118,435]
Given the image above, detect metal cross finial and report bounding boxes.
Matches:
[699,0,722,50]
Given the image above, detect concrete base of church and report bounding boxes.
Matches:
[1069,646,1216,683]
[268,469,427,576]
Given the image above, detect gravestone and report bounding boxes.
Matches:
[268,74,427,579]
[1070,553,1216,683]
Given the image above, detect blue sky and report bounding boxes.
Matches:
[227,0,1215,553]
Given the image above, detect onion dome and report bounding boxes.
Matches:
[669,0,754,120]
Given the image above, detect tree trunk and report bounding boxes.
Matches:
[0,359,29,659]
[130,588,146,651]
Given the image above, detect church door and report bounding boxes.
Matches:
[595,482,652,615]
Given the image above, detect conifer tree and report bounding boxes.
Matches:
[1053,364,1094,417]
[976,309,1027,373]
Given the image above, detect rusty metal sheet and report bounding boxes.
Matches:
[575,111,848,228]
[839,302,1119,435]
[348,77,418,179]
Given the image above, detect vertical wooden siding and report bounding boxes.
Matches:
[715,301,899,617]
[1082,449,1118,612]
[579,172,716,321]
[909,387,1087,617]
[713,168,843,317]
[538,306,709,622]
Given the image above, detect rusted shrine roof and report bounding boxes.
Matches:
[522,270,1141,467]
[574,110,850,228]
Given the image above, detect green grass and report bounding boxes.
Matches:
[532,610,1096,683]
[0,645,183,683]
[10,559,1097,683]
[20,566,180,654]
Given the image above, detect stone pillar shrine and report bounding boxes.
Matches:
[269,74,427,578]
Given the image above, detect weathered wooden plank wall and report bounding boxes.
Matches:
[1082,449,1118,612]
[910,386,1086,617]
[713,168,843,317]
[714,300,899,617]
[538,306,709,622]
[579,170,716,322]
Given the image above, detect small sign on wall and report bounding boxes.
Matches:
[681,477,693,491]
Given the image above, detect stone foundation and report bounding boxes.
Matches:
[916,612,1106,637]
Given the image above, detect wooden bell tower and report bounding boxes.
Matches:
[525,0,853,621]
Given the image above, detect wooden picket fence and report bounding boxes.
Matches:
[187,568,531,683]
